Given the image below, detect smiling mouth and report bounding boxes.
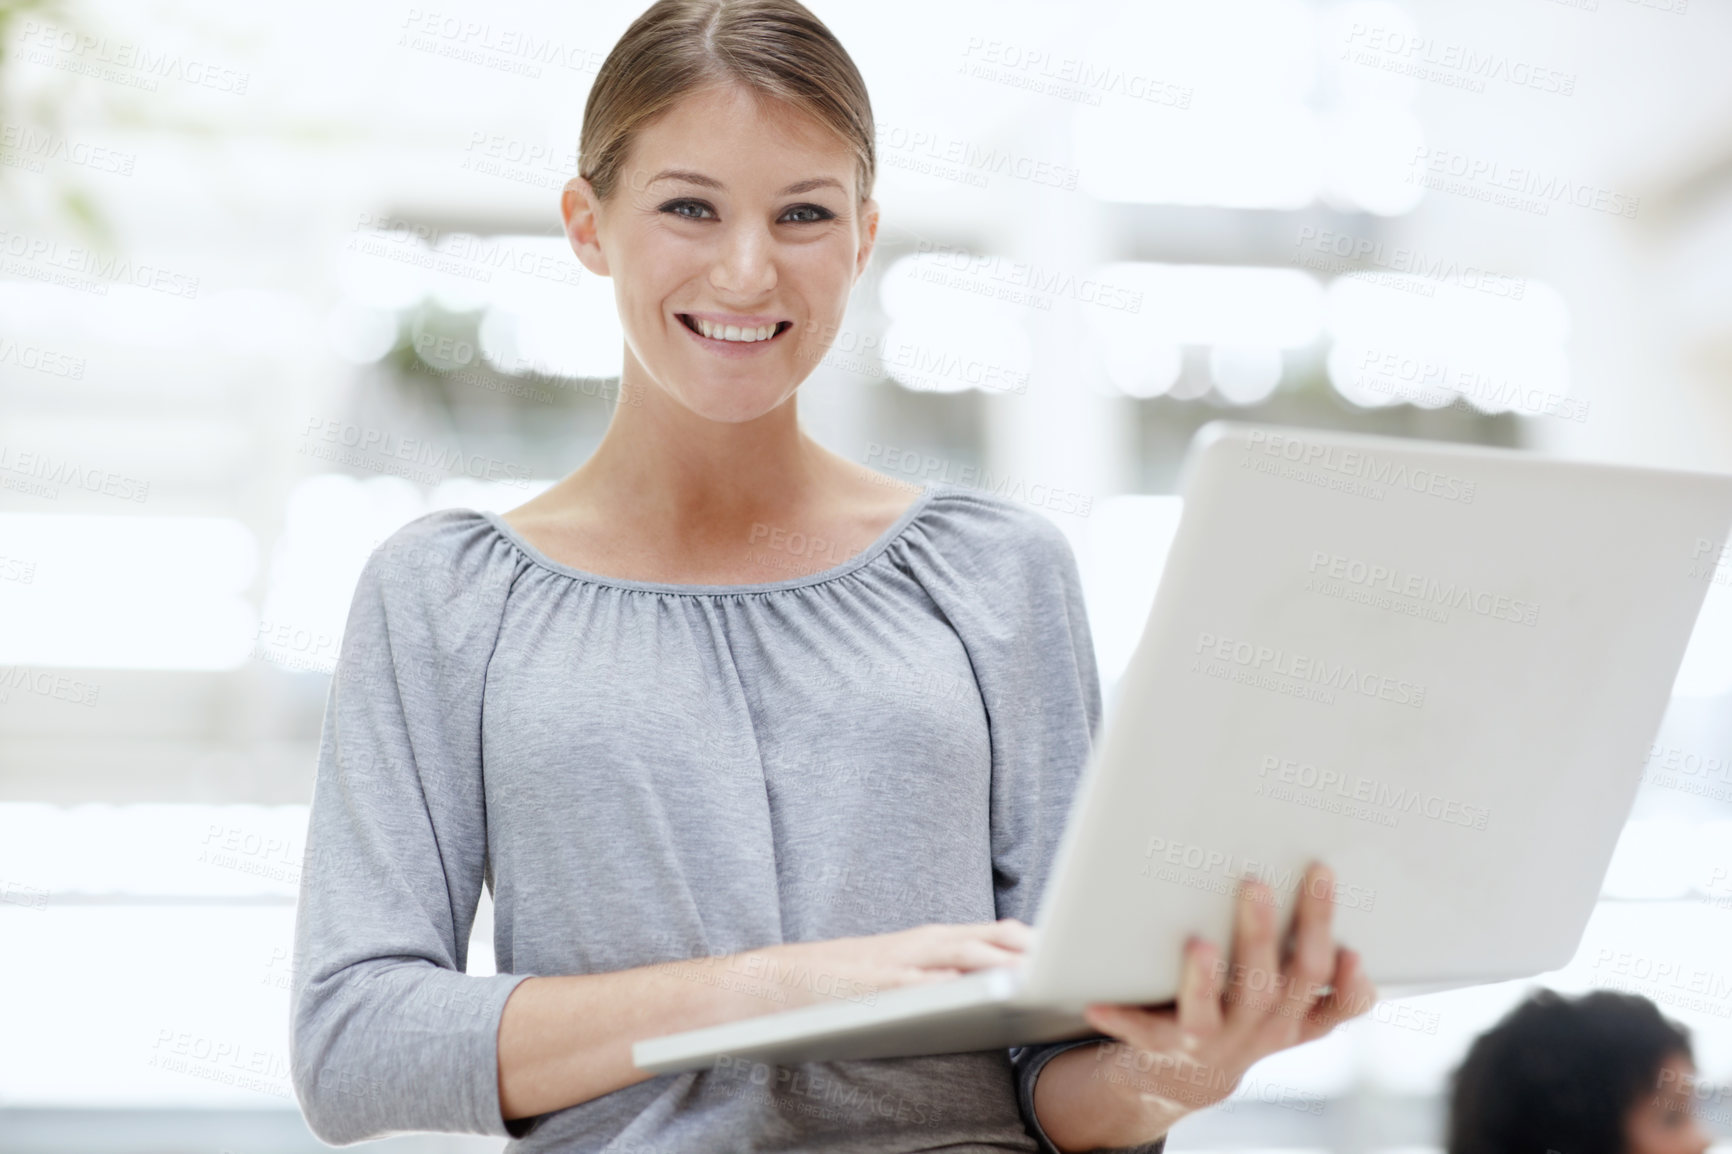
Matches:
[677,314,794,343]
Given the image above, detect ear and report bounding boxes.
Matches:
[854,195,879,283]
[562,175,610,277]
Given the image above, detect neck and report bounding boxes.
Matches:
[561,363,846,534]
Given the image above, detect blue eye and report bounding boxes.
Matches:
[661,200,714,220]
[658,200,834,224]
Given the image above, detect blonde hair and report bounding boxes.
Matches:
[578,0,876,204]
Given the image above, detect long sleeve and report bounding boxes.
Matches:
[288,512,534,1144]
[909,492,1165,1154]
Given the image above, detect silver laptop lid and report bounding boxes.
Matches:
[1019,422,1732,1007]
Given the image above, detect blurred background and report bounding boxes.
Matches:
[2,0,1731,1149]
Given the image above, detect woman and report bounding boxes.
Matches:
[1448,989,1713,1154]
[288,1,1377,1150]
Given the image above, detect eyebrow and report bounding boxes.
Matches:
[647,169,845,196]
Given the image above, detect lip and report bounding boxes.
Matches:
[675,311,793,356]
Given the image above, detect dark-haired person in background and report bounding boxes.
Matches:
[1448,989,1713,1154]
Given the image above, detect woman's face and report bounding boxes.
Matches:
[1626,1053,1712,1154]
[562,81,877,424]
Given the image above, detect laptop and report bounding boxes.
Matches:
[633,420,1732,1075]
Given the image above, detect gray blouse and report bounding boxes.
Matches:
[288,479,1166,1153]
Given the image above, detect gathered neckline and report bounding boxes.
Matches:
[474,483,940,596]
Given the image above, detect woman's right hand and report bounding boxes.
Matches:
[500,918,1036,1120]
[705,918,1035,1016]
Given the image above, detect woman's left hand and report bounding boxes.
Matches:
[1033,861,1378,1147]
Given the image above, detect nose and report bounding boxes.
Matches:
[708,220,777,300]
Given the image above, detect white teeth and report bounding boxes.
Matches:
[691,317,778,343]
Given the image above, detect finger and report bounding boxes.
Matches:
[1223,876,1281,1032]
[982,918,1036,952]
[1176,936,1225,1041]
[1299,948,1378,1044]
[1277,862,1340,1037]
[1297,948,1358,1042]
[1083,1002,1186,1055]
[902,966,964,986]
[921,933,1026,972]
